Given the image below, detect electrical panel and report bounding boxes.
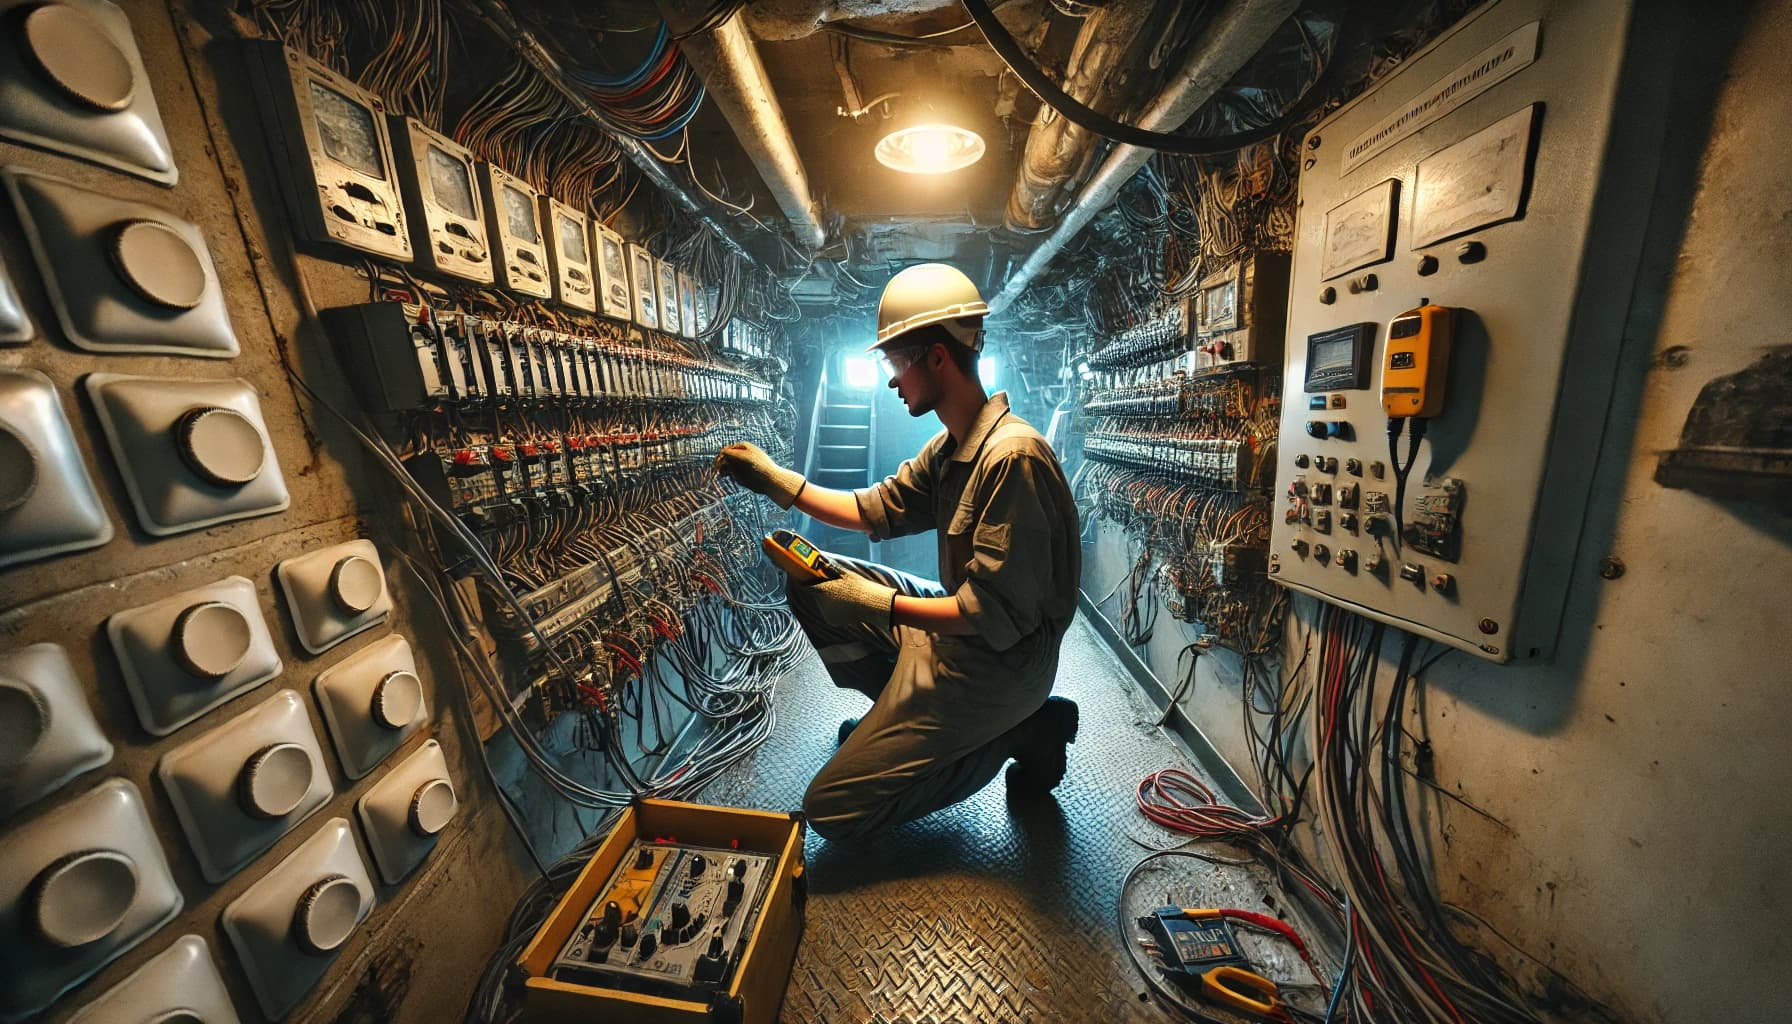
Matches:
[1269,0,1669,661]
[625,242,659,330]
[677,270,698,340]
[479,162,552,299]
[248,42,411,260]
[543,196,598,312]
[656,258,683,336]
[592,222,633,320]
[1188,251,1290,368]
[0,0,177,185]
[389,116,495,284]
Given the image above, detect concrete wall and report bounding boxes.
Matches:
[1083,4,1792,1021]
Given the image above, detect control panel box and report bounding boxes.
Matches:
[592,222,633,320]
[1188,251,1290,368]
[478,163,552,299]
[1268,0,1671,660]
[247,43,411,261]
[542,197,598,312]
[519,799,804,1024]
[389,117,494,284]
[625,243,659,330]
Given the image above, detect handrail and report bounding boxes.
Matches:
[799,365,829,535]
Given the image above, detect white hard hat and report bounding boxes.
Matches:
[870,263,989,352]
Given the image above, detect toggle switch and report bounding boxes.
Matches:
[222,818,373,1020]
[0,779,182,1022]
[277,540,391,654]
[109,575,282,737]
[356,740,455,884]
[314,634,426,779]
[0,644,112,819]
[0,369,112,569]
[157,690,333,883]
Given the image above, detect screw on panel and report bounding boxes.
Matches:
[1598,556,1625,580]
[1319,286,1336,305]
[1417,255,1439,276]
[1478,618,1499,635]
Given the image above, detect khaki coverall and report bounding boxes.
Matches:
[791,394,1080,841]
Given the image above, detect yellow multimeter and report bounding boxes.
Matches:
[761,529,840,583]
[1380,305,1453,418]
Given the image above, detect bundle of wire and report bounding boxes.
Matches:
[553,21,706,141]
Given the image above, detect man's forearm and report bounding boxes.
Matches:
[891,594,978,635]
[795,484,868,532]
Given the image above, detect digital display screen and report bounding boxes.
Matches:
[501,185,539,243]
[307,80,384,179]
[789,539,814,559]
[1311,334,1355,372]
[1203,280,1237,325]
[425,145,475,218]
[556,214,587,264]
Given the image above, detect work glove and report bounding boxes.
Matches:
[803,574,898,630]
[715,442,806,509]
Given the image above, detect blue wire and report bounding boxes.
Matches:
[564,21,669,89]
[641,83,706,140]
[1323,896,1354,1023]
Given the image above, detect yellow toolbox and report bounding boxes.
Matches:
[516,798,806,1024]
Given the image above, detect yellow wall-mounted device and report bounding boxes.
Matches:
[1381,305,1454,418]
[761,529,839,583]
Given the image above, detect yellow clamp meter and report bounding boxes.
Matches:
[762,529,841,583]
[1381,304,1453,418]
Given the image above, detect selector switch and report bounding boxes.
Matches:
[1400,563,1425,585]
[278,539,391,654]
[176,407,267,487]
[690,854,707,877]
[239,742,316,820]
[355,740,456,883]
[111,576,282,737]
[1312,544,1331,565]
[635,849,655,870]
[329,554,384,614]
[1315,456,1338,474]
[294,874,361,954]
[22,4,136,112]
[1336,549,1358,572]
[30,849,140,948]
[171,600,254,680]
[314,634,425,779]
[408,778,457,836]
[371,670,424,730]
[110,220,207,310]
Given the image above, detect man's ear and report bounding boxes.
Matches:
[930,342,949,370]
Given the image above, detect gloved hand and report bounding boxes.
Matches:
[715,442,806,509]
[804,573,898,630]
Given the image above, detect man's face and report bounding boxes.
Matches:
[881,342,940,418]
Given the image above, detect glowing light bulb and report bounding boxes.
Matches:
[875,123,985,175]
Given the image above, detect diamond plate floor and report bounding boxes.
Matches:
[698,615,1249,1024]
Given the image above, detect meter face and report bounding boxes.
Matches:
[308,80,384,178]
[789,538,815,560]
[557,213,588,264]
[426,144,476,218]
[502,184,539,243]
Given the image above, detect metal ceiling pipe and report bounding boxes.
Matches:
[657,2,828,251]
[468,0,759,262]
[1005,0,1157,233]
[990,0,1300,314]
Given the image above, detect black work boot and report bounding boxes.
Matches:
[1005,696,1078,799]
[836,717,860,747]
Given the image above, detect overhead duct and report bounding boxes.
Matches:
[990,0,1300,313]
[657,2,828,251]
[1005,0,1157,233]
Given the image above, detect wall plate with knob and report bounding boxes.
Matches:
[2,169,236,356]
[107,575,281,737]
[0,778,182,1023]
[155,689,333,883]
[312,633,426,779]
[84,374,289,537]
[0,369,112,569]
[65,934,239,1024]
[275,539,391,655]
[0,643,113,821]
[355,739,455,884]
[0,0,177,185]
[221,817,373,1020]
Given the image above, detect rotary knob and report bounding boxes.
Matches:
[670,902,691,930]
[370,670,423,730]
[30,849,139,948]
[689,854,706,877]
[0,675,51,775]
[110,220,207,310]
[637,932,657,959]
[294,874,362,955]
[21,3,137,112]
[171,600,253,680]
[408,777,457,836]
[175,407,265,487]
[0,420,41,516]
[328,554,384,615]
[239,742,314,819]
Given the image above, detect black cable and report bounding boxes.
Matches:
[961,0,1352,156]
[670,0,746,41]
[1387,416,1426,541]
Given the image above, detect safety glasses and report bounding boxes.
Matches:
[878,345,928,379]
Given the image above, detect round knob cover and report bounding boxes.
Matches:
[689,854,706,877]
[172,601,253,679]
[110,220,208,310]
[408,777,457,836]
[328,554,384,614]
[293,874,362,955]
[0,421,41,516]
[175,407,265,487]
[239,742,314,819]
[370,670,423,730]
[21,3,136,112]
[0,675,51,774]
[30,848,139,948]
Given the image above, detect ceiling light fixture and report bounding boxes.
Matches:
[875,123,985,175]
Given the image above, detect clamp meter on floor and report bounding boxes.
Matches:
[762,529,840,583]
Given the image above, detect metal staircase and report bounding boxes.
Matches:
[800,367,875,559]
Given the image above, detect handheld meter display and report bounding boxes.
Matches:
[1381,305,1453,418]
[761,530,840,583]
